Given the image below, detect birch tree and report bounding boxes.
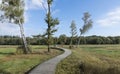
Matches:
[0,0,31,54]
[78,12,93,47]
[70,20,77,48]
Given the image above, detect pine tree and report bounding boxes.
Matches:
[44,0,59,52]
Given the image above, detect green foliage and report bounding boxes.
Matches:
[0,0,24,24]
[44,0,59,52]
[47,0,53,5]
[70,20,77,37]
[70,20,77,47]
[1,35,120,45]
[0,0,29,54]
[45,16,59,36]
[80,12,93,35]
[77,12,93,46]
[58,34,67,45]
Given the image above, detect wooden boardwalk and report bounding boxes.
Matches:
[29,48,71,74]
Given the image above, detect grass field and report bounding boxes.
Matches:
[56,45,120,74]
[0,45,62,74]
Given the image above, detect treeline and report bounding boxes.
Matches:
[0,35,120,45]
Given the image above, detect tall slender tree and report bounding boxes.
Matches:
[0,0,31,54]
[70,20,77,48]
[44,0,59,52]
[78,12,93,47]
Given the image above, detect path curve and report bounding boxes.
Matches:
[29,47,71,74]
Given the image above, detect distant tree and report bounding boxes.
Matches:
[0,0,31,54]
[53,37,58,47]
[96,37,103,44]
[0,35,120,45]
[32,34,45,39]
[44,0,59,52]
[70,20,77,48]
[65,37,71,45]
[114,37,120,44]
[78,12,93,47]
[80,36,86,44]
[58,34,67,46]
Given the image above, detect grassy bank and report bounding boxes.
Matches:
[0,45,62,74]
[56,45,120,74]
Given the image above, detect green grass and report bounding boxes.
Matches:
[0,45,62,74]
[56,45,120,74]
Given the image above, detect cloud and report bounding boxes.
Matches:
[0,23,20,36]
[24,0,47,22]
[25,0,47,10]
[0,0,1,4]
[97,7,120,27]
[51,9,60,15]
[24,11,30,23]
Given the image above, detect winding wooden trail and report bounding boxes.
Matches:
[29,48,71,74]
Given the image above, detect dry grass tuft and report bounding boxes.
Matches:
[56,45,120,74]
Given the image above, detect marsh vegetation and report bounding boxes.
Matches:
[56,45,120,74]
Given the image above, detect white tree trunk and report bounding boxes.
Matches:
[19,23,29,54]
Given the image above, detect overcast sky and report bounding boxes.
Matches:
[0,0,120,37]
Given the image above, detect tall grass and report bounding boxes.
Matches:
[56,45,120,74]
[0,45,62,74]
